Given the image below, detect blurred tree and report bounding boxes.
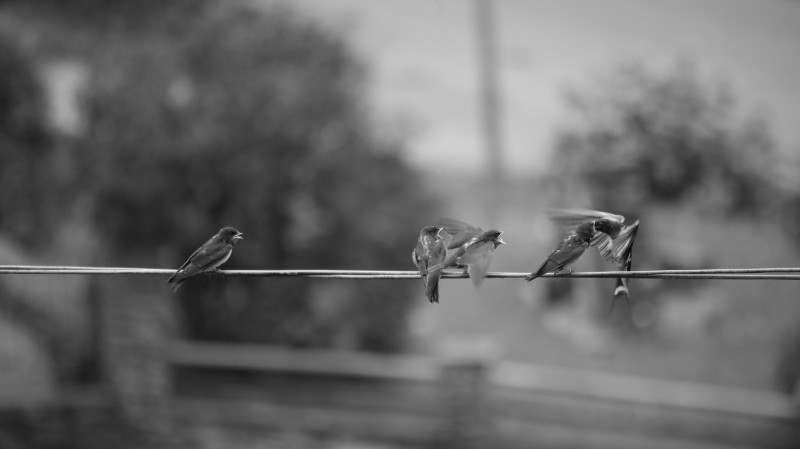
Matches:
[546,59,783,329]
[552,59,776,217]
[0,34,61,246]
[17,2,436,351]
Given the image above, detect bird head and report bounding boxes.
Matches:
[484,229,505,247]
[219,227,244,244]
[575,221,596,241]
[593,218,622,238]
[421,225,442,238]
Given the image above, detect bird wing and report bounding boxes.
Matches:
[412,247,427,288]
[168,237,210,284]
[546,208,624,237]
[592,232,615,262]
[457,240,496,287]
[533,239,588,278]
[170,241,232,283]
[607,220,640,264]
[438,218,484,249]
[430,239,447,266]
[425,268,443,303]
[413,237,446,286]
[546,208,624,225]
[430,243,468,272]
[608,221,639,312]
[425,240,447,302]
[547,208,631,261]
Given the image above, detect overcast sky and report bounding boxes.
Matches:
[261,0,800,175]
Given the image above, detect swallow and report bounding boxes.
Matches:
[546,208,640,311]
[167,226,244,292]
[412,226,447,303]
[526,220,596,281]
[596,218,639,313]
[429,219,505,287]
[438,218,486,252]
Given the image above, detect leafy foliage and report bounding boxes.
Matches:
[553,60,776,216]
[547,59,790,334]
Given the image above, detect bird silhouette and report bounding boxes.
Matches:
[167,226,243,292]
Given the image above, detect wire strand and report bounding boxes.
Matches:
[2,265,800,280]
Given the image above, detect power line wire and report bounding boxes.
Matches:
[2,265,800,280]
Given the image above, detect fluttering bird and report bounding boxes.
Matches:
[546,208,640,311]
[526,220,596,281]
[412,226,447,303]
[428,218,506,287]
[167,226,244,292]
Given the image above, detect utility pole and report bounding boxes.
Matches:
[474,0,504,184]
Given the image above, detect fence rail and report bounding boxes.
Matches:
[168,340,796,419]
[168,340,799,449]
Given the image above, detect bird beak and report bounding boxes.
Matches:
[233,233,244,241]
[497,233,506,245]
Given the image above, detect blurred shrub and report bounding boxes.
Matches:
[552,59,777,216]
[0,34,61,246]
[547,59,790,331]
[16,2,435,351]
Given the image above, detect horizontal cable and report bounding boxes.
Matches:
[2,265,800,280]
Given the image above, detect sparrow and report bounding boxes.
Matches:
[412,226,447,303]
[429,219,506,287]
[167,226,244,292]
[526,220,596,281]
[546,208,640,311]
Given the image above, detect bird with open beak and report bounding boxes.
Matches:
[167,226,244,292]
[428,218,506,288]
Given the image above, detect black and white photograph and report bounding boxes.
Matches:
[1,1,799,448]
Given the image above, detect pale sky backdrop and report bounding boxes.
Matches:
[259,0,800,175]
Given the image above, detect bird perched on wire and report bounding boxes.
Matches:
[412,226,447,303]
[526,220,596,281]
[546,208,640,311]
[167,226,244,292]
[427,218,506,288]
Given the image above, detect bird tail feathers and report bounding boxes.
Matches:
[608,277,629,314]
[425,270,441,303]
[168,279,183,292]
